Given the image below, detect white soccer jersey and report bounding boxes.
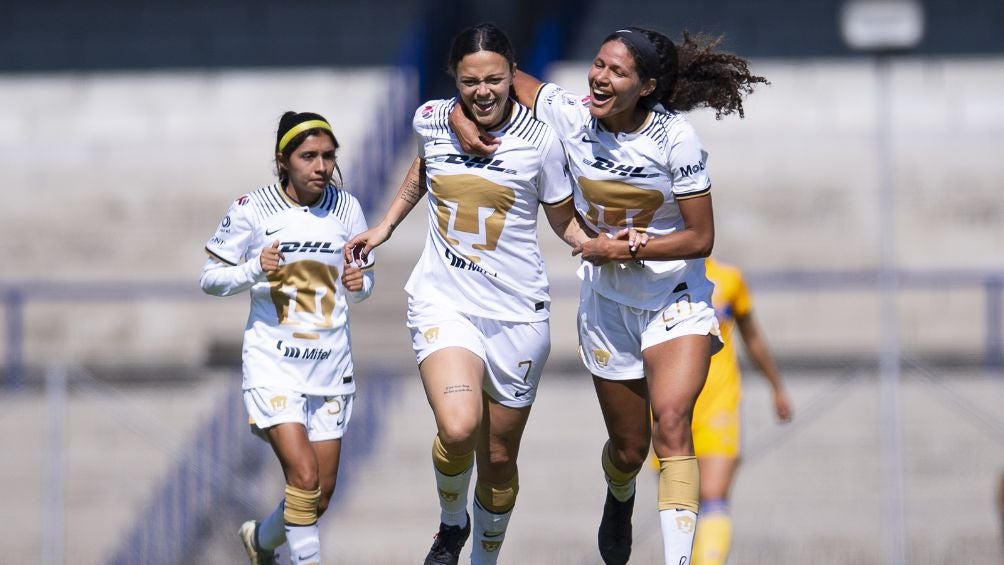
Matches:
[405,98,572,322]
[533,82,713,310]
[202,184,374,396]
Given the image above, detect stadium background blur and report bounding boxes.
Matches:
[2,1,1002,563]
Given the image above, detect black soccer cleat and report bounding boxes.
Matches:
[598,490,635,565]
[424,512,471,565]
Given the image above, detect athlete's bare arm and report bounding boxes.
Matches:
[735,310,792,422]
[343,157,426,264]
[542,198,593,249]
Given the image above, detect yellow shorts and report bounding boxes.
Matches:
[691,365,741,458]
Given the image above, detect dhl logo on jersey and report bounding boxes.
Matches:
[582,156,660,178]
[278,241,339,254]
[429,154,517,175]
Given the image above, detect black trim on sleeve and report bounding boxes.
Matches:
[205,248,238,266]
[675,186,712,201]
[540,194,574,207]
[531,84,547,119]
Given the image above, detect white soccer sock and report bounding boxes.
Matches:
[258,501,286,550]
[435,463,474,527]
[470,496,512,565]
[660,508,698,564]
[285,523,321,565]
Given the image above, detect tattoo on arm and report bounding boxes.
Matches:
[400,174,422,205]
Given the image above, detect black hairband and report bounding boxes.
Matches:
[612,29,659,77]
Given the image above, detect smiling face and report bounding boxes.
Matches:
[455,50,514,130]
[587,39,657,131]
[277,133,336,205]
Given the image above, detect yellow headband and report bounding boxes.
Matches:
[278,119,333,153]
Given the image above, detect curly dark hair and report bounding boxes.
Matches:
[606,28,769,119]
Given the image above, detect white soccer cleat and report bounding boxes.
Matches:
[239,520,276,565]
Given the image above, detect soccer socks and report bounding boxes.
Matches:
[283,484,321,565]
[692,499,732,565]
[657,456,700,564]
[601,440,641,502]
[471,473,519,565]
[258,500,287,550]
[432,434,475,527]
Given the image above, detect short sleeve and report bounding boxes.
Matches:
[205,197,254,265]
[532,83,591,139]
[668,121,712,200]
[536,132,573,205]
[413,98,455,158]
[732,268,754,317]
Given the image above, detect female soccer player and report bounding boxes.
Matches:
[451,27,768,564]
[201,111,374,565]
[689,257,792,565]
[345,23,589,565]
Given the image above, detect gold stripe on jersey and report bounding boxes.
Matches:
[293,332,320,340]
[205,247,237,266]
[675,186,712,200]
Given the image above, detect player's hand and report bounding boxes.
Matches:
[341,263,364,292]
[572,234,616,266]
[613,228,649,256]
[572,229,647,265]
[259,240,284,272]
[449,103,500,156]
[773,388,793,422]
[343,224,391,266]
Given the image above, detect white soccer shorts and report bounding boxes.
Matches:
[244,386,354,442]
[577,284,723,381]
[407,298,550,408]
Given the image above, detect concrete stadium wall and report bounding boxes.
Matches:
[1,58,1002,372]
[0,68,405,371]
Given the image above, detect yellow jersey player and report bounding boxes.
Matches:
[690,257,792,565]
[201,111,374,565]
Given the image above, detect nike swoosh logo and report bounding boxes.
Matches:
[265,227,284,236]
[514,389,531,398]
[580,134,598,143]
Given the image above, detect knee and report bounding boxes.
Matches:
[607,437,650,470]
[652,407,692,451]
[285,461,320,492]
[480,442,518,480]
[438,418,479,453]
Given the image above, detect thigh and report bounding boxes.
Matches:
[593,375,651,456]
[312,438,343,499]
[476,397,533,481]
[643,334,713,453]
[266,421,318,485]
[421,346,486,433]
